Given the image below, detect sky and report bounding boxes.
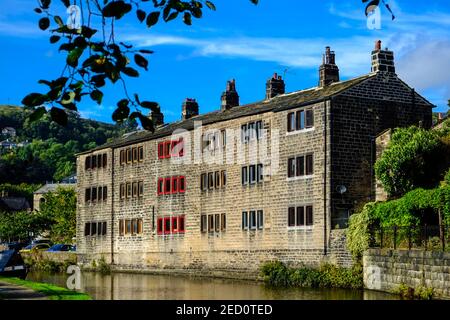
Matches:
[0,0,449,124]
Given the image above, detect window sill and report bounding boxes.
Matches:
[288,226,313,231]
[286,127,315,136]
[286,175,314,181]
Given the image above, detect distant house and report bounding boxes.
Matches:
[1,127,16,138]
[0,196,31,212]
[33,183,76,211]
[0,139,17,150]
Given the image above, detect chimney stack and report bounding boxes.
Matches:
[266,73,285,99]
[319,46,340,87]
[182,98,199,120]
[438,112,444,121]
[371,40,395,73]
[221,79,239,111]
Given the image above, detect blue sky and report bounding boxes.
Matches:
[0,0,449,124]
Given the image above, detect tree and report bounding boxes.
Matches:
[22,1,393,129]
[374,126,445,198]
[40,187,77,243]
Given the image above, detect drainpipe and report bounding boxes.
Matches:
[323,99,331,255]
[111,147,115,265]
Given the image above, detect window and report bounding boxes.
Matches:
[138,181,144,197]
[137,219,143,234]
[171,177,179,194]
[85,188,91,203]
[157,218,163,235]
[178,216,185,233]
[296,110,305,130]
[132,219,138,235]
[208,172,214,190]
[92,156,97,169]
[257,210,264,230]
[221,213,226,231]
[98,186,103,201]
[126,148,132,163]
[97,154,102,168]
[179,176,186,193]
[214,171,220,189]
[306,154,314,175]
[256,120,263,140]
[125,219,131,235]
[200,173,207,191]
[84,223,91,236]
[131,147,137,163]
[157,178,164,195]
[287,112,295,132]
[103,186,107,201]
[178,138,184,157]
[257,164,264,182]
[164,177,171,194]
[250,211,257,230]
[242,167,248,185]
[242,211,249,230]
[91,222,97,235]
[221,130,226,148]
[221,171,226,187]
[164,141,171,159]
[138,146,144,162]
[92,187,97,201]
[164,217,171,234]
[305,110,314,128]
[248,122,256,141]
[288,206,313,227]
[120,150,125,165]
[241,124,248,143]
[158,142,164,159]
[172,216,179,233]
[201,215,207,233]
[288,158,295,178]
[214,214,220,232]
[133,182,138,198]
[208,215,214,233]
[97,222,102,236]
[85,156,91,170]
[296,156,305,176]
[120,184,125,199]
[119,220,124,236]
[249,165,256,184]
[170,140,178,157]
[102,154,107,167]
[126,183,132,198]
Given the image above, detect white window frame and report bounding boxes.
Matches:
[242,211,248,230]
[257,210,264,230]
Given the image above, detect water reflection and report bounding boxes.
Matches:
[27,271,398,300]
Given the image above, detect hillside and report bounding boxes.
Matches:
[0,105,137,184]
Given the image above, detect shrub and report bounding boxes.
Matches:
[97,256,111,275]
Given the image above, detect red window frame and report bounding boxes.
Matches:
[178,138,184,157]
[178,176,186,193]
[171,176,179,194]
[170,140,178,158]
[163,217,171,234]
[178,215,185,233]
[164,177,172,194]
[158,142,164,159]
[164,141,171,159]
[171,216,179,233]
[157,218,163,235]
[157,178,164,196]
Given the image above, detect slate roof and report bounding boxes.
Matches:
[78,72,434,155]
[33,183,75,195]
[0,197,31,211]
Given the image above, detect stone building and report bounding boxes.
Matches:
[76,40,433,277]
[33,183,76,211]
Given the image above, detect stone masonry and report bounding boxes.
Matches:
[76,41,433,278]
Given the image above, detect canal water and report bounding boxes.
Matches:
[27,271,398,300]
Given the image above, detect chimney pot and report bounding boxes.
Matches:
[319,46,340,87]
[375,40,382,51]
[371,40,395,74]
[182,98,199,120]
[266,72,285,99]
[221,79,239,111]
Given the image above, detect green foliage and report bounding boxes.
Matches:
[0,211,50,242]
[346,203,377,260]
[0,183,40,201]
[40,187,76,243]
[260,261,363,289]
[393,284,434,300]
[97,256,112,275]
[375,126,444,197]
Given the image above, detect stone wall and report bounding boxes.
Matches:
[21,251,77,266]
[363,249,450,299]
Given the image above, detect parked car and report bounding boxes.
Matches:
[19,243,51,253]
[47,244,75,252]
[31,239,52,246]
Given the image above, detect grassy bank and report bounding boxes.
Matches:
[260,261,363,289]
[0,277,91,300]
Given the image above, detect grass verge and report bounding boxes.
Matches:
[0,276,91,300]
